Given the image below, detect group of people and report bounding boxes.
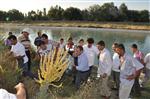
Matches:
[3,29,150,99]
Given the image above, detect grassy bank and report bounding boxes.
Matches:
[0,41,150,99]
[1,21,150,30]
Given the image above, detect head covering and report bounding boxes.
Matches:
[22,28,31,34]
[0,89,17,99]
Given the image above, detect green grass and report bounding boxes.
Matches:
[0,42,150,99]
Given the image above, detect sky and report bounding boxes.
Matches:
[0,0,149,13]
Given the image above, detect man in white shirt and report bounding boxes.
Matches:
[18,28,31,71]
[97,41,112,99]
[112,43,120,91]
[116,44,144,99]
[0,83,26,99]
[37,41,50,57]
[83,38,99,76]
[8,35,37,79]
[130,44,144,96]
[59,38,65,50]
[8,35,28,70]
[144,53,150,82]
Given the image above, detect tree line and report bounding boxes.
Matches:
[0,2,149,22]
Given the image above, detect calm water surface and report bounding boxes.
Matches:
[0,25,150,54]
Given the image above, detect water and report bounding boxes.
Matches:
[0,25,150,54]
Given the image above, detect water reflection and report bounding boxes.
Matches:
[0,26,149,54]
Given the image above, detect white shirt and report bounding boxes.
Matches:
[144,53,150,69]
[47,43,53,51]
[0,89,17,99]
[83,45,99,66]
[97,48,113,76]
[120,53,144,85]
[11,42,28,63]
[38,48,50,56]
[112,52,120,72]
[59,43,65,49]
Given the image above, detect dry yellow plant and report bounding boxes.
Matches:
[36,48,69,87]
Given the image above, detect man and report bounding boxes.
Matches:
[8,35,28,72]
[59,38,65,49]
[83,38,99,76]
[0,83,26,99]
[34,31,42,48]
[65,37,74,55]
[131,44,144,96]
[9,35,37,79]
[78,39,84,46]
[97,41,112,99]
[4,32,13,47]
[112,43,120,91]
[144,53,150,82]
[116,44,144,99]
[18,28,31,71]
[74,46,89,89]
[37,41,50,57]
[41,34,59,51]
[131,44,144,64]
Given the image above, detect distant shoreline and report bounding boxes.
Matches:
[0,21,150,31]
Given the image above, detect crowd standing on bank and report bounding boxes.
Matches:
[2,29,150,99]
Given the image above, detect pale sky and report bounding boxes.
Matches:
[0,0,149,13]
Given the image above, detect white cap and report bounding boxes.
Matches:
[22,28,31,34]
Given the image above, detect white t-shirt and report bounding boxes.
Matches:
[59,43,65,49]
[144,53,150,69]
[83,45,99,66]
[11,42,28,63]
[97,48,113,76]
[112,52,120,72]
[120,53,144,85]
[38,48,50,56]
[0,89,17,99]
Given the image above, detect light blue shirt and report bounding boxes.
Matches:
[76,52,89,72]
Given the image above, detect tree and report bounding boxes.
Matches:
[119,3,128,21]
[88,4,101,21]
[0,11,7,21]
[28,10,37,20]
[81,9,91,21]
[7,9,24,21]
[63,7,83,20]
[139,10,149,22]
[100,2,119,21]
[48,5,64,20]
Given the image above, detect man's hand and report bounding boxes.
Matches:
[15,56,22,59]
[126,74,136,81]
[102,73,107,78]
[72,65,76,70]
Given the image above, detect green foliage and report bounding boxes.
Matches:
[7,9,24,21]
[0,3,149,22]
[63,7,83,20]
[48,5,64,20]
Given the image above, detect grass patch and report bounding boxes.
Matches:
[0,41,150,99]
[0,21,150,30]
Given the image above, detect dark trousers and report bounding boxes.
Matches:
[25,50,31,71]
[75,70,90,89]
[112,71,120,90]
[17,59,37,79]
[132,76,141,96]
[89,66,93,77]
